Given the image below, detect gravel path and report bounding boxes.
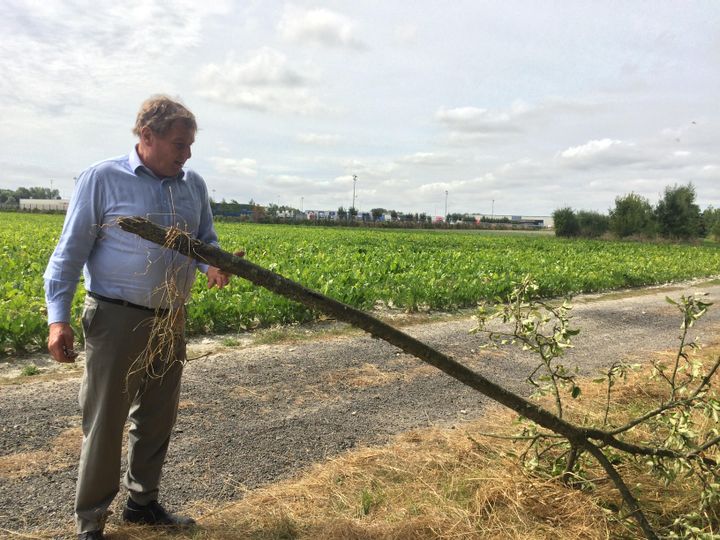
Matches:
[2,280,720,538]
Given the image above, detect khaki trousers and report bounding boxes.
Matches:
[75,296,185,534]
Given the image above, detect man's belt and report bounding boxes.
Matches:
[87,291,170,316]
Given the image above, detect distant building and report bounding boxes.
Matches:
[19,198,70,212]
[306,210,340,221]
[521,215,554,228]
[472,214,554,228]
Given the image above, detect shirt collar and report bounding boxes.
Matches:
[129,145,186,181]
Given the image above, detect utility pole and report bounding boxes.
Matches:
[491,199,495,220]
[301,196,304,212]
[444,190,448,219]
[352,175,357,221]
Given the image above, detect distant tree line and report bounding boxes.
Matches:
[0,187,60,208]
[553,183,720,241]
[366,207,435,223]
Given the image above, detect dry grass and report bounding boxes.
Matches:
[97,345,720,540]
[229,362,435,408]
[322,362,434,388]
[0,426,81,480]
[103,409,616,540]
[0,369,84,386]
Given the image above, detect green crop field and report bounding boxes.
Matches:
[2,212,720,355]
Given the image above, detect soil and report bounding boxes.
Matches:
[1,279,720,539]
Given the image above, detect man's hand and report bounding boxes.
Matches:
[207,250,245,289]
[48,322,77,363]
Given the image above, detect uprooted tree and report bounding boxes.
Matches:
[118,216,720,539]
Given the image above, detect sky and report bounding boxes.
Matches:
[1,1,718,217]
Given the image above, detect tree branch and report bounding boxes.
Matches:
[583,442,659,540]
[117,216,668,538]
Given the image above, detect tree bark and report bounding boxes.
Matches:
[117,216,658,539]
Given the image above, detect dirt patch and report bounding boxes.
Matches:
[2,280,720,537]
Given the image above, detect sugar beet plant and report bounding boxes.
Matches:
[4,212,720,355]
[475,277,720,539]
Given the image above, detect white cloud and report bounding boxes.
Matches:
[559,138,622,159]
[397,152,454,166]
[279,6,365,49]
[266,174,306,187]
[380,177,411,188]
[557,139,645,169]
[435,106,520,135]
[660,127,686,142]
[496,158,548,180]
[196,48,325,114]
[266,174,350,191]
[339,159,397,179]
[210,157,258,177]
[436,98,604,145]
[0,1,228,112]
[697,165,720,182]
[417,174,496,194]
[3,2,720,215]
[296,133,342,145]
[394,24,418,43]
[202,48,305,88]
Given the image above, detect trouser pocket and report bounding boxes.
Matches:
[81,297,99,336]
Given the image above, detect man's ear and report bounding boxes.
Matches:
[140,126,154,147]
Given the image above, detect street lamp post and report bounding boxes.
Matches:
[351,175,357,221]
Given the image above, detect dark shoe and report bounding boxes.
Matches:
[122,498,196,527]
[77,531,104,540]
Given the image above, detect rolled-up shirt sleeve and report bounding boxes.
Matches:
[195,177,219,274]
[43,169,103,324]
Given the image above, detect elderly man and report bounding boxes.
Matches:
[45,95,234,540]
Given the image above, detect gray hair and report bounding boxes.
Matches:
[132,95,197,137]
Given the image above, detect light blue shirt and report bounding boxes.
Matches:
[44,146,219,324]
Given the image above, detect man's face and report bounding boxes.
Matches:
[141,119,195,178]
